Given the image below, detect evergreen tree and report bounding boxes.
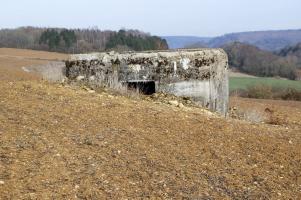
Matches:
[39,29,77,51]
[105,30,168,51]
[39,29,60,50]
[60,29,76,48]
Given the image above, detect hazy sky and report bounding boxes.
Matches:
[1,0,300,36]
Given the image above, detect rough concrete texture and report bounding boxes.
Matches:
[65,49,229,115]
[26,62,66,82]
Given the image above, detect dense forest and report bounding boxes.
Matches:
[0,27,168,53]
[223,42,298,80]
[105,30,168,51]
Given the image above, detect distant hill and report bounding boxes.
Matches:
[209,30,301,51]
[161,36,211,49]
[164,29,301,51]
[222,42,298,80]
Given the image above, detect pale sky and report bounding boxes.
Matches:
[1,0,300,36]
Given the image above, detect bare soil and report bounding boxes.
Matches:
[0,48,67,81]
[0,49,300,199]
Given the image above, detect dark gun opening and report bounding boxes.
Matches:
[124,80,156,95]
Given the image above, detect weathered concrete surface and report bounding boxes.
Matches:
[65,49,229,115]
[25,61,66,82]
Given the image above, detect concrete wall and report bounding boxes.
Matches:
[65,49,229,115]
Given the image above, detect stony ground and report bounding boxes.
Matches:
[0,48,300,199]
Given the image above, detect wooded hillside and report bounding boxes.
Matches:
[223,42,298,80]
[277,43,301,68]
[0,27,168,53]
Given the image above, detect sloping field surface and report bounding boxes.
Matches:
[0,48,67,81]
[0,81,300,199]
[0,48,300,199]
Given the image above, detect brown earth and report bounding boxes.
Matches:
[0,49,300,199]
[0,48,67,81]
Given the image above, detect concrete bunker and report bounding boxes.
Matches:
[65,49,229,115]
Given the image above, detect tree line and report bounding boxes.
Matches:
[222,42,298,80]
[0,27,168,53]
[105,30,168,51]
